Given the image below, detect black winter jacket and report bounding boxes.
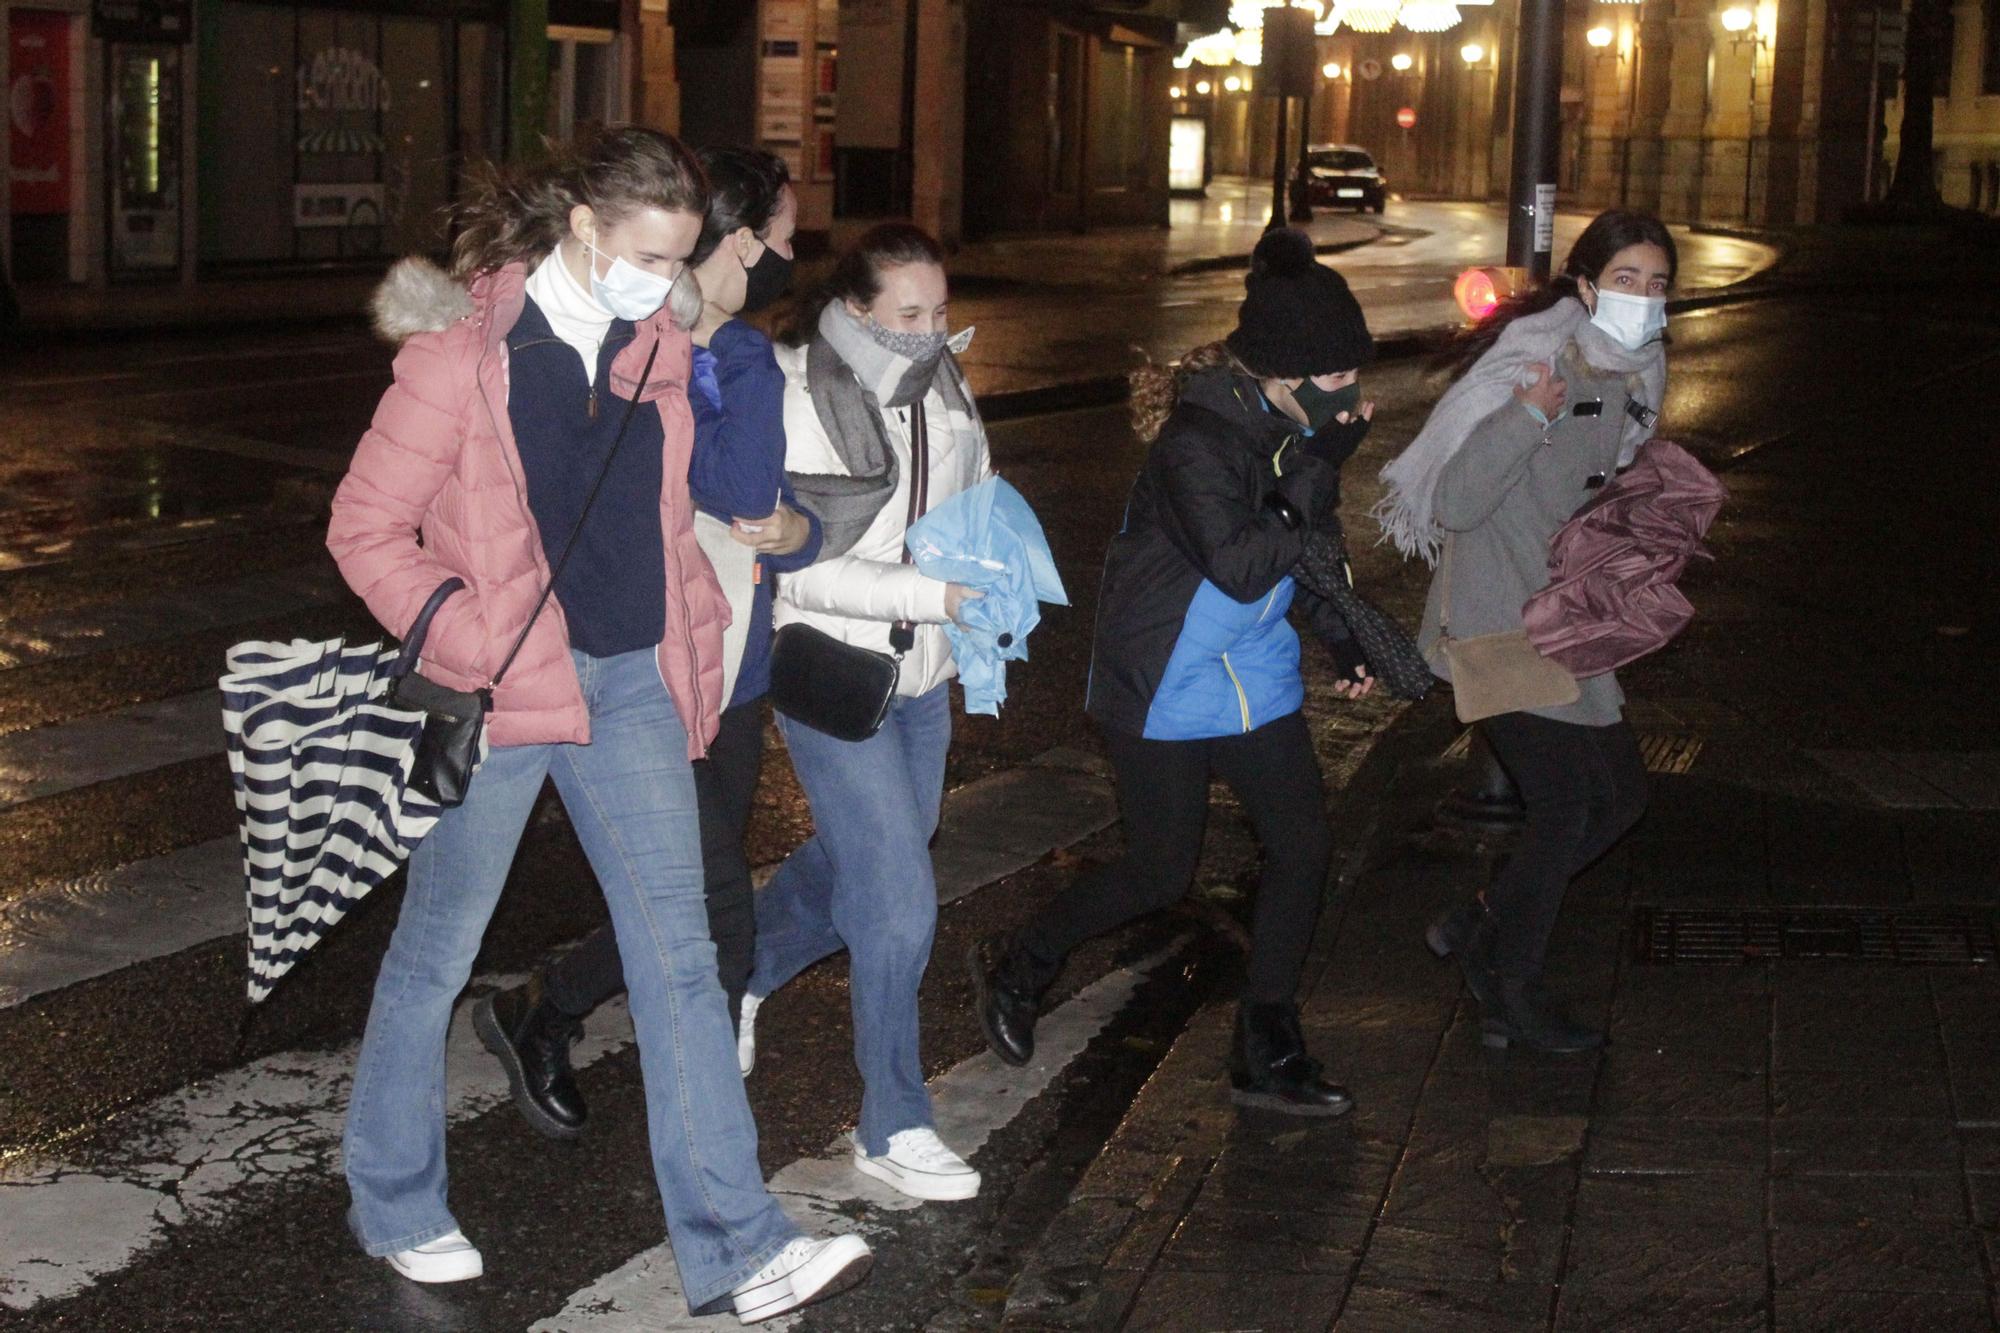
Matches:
[1085,367,1344,738]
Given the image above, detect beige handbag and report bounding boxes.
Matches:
[1434,536,1579,723]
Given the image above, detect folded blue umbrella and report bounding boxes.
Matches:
[905,477,1068,716]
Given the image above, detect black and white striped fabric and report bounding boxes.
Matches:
[220,636,459,1002]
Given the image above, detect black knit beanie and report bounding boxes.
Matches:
[1225,228,1375,378]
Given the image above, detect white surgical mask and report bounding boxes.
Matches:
[586,237,676,322]
[1588,287,1668,351]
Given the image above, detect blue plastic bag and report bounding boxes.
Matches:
[905,478,1068,716]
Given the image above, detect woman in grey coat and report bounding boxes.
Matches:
[1375,211,1675,1053]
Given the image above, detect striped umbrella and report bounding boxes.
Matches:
[221,585,471,1001]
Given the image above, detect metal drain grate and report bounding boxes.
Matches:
[1637,733,1704,776]
[1633,907,1999,966]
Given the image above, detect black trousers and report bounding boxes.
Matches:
[544,698,766,1029]
[1018,711,1334,1004]
[1480,711,1649,982]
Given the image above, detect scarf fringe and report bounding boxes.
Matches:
[1372,298,1664,567]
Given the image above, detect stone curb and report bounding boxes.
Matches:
[1162,223,1391,277]
[994,694,1439,1330]
[980,267,1807,425]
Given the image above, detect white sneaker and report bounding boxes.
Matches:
[852,1127,981,1201]
[737,993,762,1076]
[729,1234,872,1323]
[384,1228,483,1284]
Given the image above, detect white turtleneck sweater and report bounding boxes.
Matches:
[524,242,616,386]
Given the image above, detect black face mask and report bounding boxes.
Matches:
[1291,379,1361,433]
[1291,380,1370,469]
[739,243,794,314]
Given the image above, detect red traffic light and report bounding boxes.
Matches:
[1453,265,1529,321]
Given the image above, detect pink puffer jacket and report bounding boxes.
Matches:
[327,258,728,755]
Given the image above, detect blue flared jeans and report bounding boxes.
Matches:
[342,648,796,1310]
[748,683,951,1156]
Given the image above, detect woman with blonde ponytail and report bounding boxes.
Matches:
[327,127,870,1322]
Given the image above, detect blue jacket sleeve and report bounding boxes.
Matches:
[761,471,824,574]
[687,320,789,521]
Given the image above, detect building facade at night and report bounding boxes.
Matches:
[0,0,675,287]
[8,0,1999,293]
[1173,0,2000,224]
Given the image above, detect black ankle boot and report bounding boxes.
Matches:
[1439,907,1506,1014]
[1480,978,1606,1054]
[1424,900,1486,959]
[969,933,1056,1067]
[1228,1000,1353,1117]
[474,982,587,1139]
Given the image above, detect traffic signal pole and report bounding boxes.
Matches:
[1504,0,1566,279]
[1269,94,1290,231]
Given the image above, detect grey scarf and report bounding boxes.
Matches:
[790,301,982,560]
[1372,297,1665,565]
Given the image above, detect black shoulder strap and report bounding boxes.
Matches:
[888,401,931,655]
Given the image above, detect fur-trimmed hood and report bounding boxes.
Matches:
[370,253,703,345]
[331,256,725,755]
[371,257,475,344]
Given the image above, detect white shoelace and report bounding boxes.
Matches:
[884,1127,967,1169]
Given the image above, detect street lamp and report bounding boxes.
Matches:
[1170,85,1185,99]
[1324,61,1342,78]
[1224,75,1242,92]
[1196,79,1213,95]
[1720,5,1765,220]
[1391,52,1415,71]
[1584,26,1620,197]
[1458,41,1489,197]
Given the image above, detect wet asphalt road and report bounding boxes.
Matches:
[0,208,1994,1329]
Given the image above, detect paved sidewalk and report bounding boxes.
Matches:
[999,699,2000,1331]
[982,235,2000,1331]
[950,177,1381,289]
[7,177,1378,340]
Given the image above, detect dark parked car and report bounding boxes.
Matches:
[1298,145,1388,214]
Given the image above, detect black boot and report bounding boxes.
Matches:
[1424,900,1486,959]
[1442,907,1506,1018]
[969,933,1057,1067]
[1228,1000,1354,1117]
[474,981,587,1139]
[1480,978,1606,1054]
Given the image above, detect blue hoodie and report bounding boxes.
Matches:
[686,320,823,709]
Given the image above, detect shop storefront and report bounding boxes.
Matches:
[5,0,199,284]
[8,5,78,280]
[195,0,506,269]
[545,0,624,142]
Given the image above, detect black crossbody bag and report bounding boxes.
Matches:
[768,399,931,742]
[386,338,661,806]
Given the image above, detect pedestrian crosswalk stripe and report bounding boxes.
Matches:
[0,688,223,810]
[0,750,1120,1313]
[0,837,243,1009]
[0,753,1116,1012]
[0,972,629,1312]
[0,564,351,672]
[530,943,1176,1331]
